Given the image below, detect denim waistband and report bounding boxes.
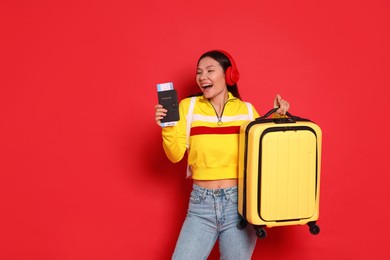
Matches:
[192,184,238,197]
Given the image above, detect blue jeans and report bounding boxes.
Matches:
[172,184,257,260]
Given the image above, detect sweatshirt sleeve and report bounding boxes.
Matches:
[161,98,189,163]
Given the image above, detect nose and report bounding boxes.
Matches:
[199,71,207,80]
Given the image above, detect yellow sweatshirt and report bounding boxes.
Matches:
[162,92,259,180]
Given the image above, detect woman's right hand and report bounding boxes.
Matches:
[154,104,167,126]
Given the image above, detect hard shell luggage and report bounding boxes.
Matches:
[238,108,322,239]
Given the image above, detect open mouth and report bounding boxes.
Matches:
[201,84,213,89]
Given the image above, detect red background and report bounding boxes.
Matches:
[1,0,389,259]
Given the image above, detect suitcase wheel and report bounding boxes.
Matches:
[254,226,267,239]
[237,218,248,230]
[308,222,320,235]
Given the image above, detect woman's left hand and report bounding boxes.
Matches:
[273,94,290,115]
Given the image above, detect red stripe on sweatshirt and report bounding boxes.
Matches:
[190,126,241,136]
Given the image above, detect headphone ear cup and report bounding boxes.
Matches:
[225,66,240,86]
[230,66,240,84]
[225,66,233,86]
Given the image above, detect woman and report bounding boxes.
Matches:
[154,50,289,259]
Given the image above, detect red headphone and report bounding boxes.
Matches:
[216,50,240,86]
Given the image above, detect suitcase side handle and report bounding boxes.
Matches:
[260,108,293,119]
[257,108,310,123]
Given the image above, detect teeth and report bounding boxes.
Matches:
[202,84,213,88]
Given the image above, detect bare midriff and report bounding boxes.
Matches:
[193,179,237,189]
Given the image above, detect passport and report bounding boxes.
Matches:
[157,82,179,127]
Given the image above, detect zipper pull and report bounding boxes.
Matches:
[217,117,223,126]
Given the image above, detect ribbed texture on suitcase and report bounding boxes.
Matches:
[260,130,317,221]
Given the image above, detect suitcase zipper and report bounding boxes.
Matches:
[257,126,320,221]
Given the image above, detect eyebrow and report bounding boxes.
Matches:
[197,65,217,70]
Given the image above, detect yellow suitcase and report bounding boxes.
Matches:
[238,108,322,239]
